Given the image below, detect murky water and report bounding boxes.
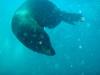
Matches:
[0,0,100,75]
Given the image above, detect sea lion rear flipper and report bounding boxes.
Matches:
[61,11,84,25]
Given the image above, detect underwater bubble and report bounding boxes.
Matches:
[78,45,83,49]
[81,17,85,22]
[79,10,82,14]
[70,64,73,68]
[77,38,81,42]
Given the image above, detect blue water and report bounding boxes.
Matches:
[0,0,100,75]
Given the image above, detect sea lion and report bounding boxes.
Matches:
[12,0,83,56]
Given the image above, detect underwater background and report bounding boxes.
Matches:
[0,0,100,75]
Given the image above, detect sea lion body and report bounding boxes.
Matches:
[12,0,83,56]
